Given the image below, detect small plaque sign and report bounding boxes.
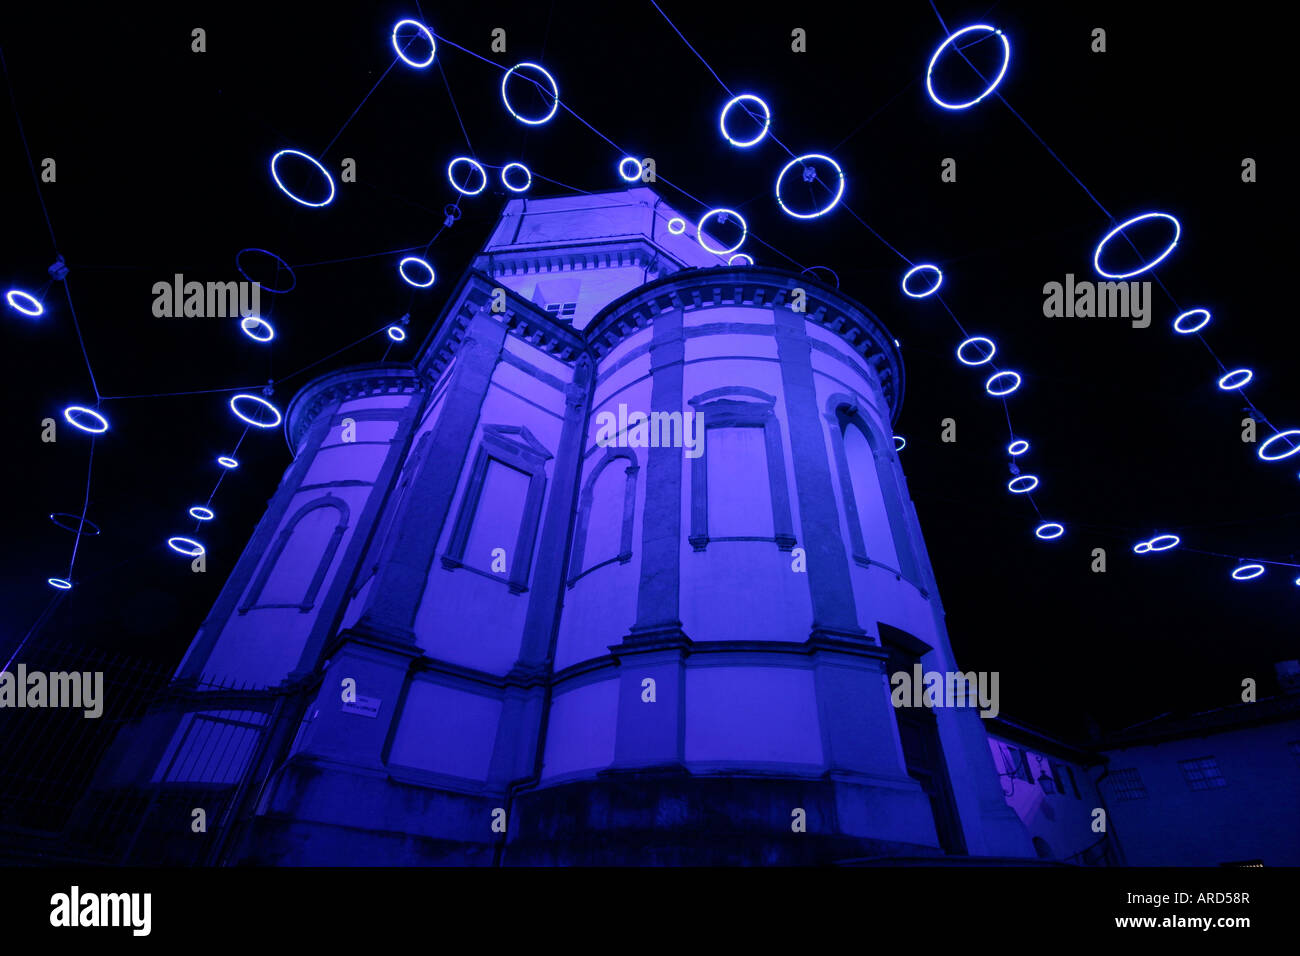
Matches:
[342,695,381,718]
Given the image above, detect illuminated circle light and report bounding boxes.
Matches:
[189,506,215,521]
[236,248,296,294]
[63,405,108,434]
[775,153,846,219]
[1133,541,1153,554]
[1134,534,1180,554]
[6,289,43,316]
[729,253,754,266]
[894,435,907,451]
[240,316,275,342]
[1008,439,1029,456]
[1173,308,1210,335]
[1007,474,1039,494]
[217,456,239,469]
[270,149,336,208]
[719,94,771,148]
[229,393,283,429]
[398,256,436,288]
[447,157,487,196]
[391,18,436,68]
[985,370,1021,396]
[501,62,559,126]
[1034,522,1064,540]
[617,157,642,183]
[387,325,407,342]
[902,263,943,298]
[667,217,687,235]
[957,336,996,366]
[1092,212,1181,280]
[48,577,72,590]
[696,208,748,257]
[926,24,1011,110]
[50,513,101,535]
[1217,368,1253,391]
[1231,563,1265,581]
[168,536,205,557]
[501,162,532,193]
[1258,429,1300,462]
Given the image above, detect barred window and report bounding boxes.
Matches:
[1179,756,1227,791]
[1109,768,1148,801]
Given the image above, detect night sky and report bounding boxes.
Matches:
[2,1,1294,740]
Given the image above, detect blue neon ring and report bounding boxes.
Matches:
[229,393,282,429]
[1008,440,1029,456]
[48,577,72,590]
[1217,369,1253,391]
[1231,563,1265,580]
[240,316,275,342]
[501,62,559,125]
[719,94,771,148]
[217,456,239,469]
[235,248,296,294]
[189,506,215,521]
[729,253,754,266]
[1143,534,1180,553]
[270,149,336,208]
[50,512,102,535]
[617,157,642,183]
[696,208,747,256]
[902,264,943,298]
[894,435,907,451]
[6,289,43,316]
[957,336,996,366]
[985,371,1021,396]
[1034,522,1064,540]
[399,256,435,288]
[501,162,532,193]
[387,325,407,342]
[168,536,205,557]
[63,405,108,434]
[1133,540,1153,554]
[667,217,686,235]
[1093,212,1181,279]
[926,24,1011,110]
[1172,308,1210,334]
[391,18,436,68]
[447,158,487,196]
[1007,474,1039,493]
[1258,430,1300,461]
[775,154,846,219]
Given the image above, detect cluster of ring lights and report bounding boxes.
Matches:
[168,536,206,557]
[387,325,407,342]
[1134,534,1180,554]
[902,264,943,298]
[229,393,282,429]
[270,149,336,208]
[926,24,1011,110]
[1172,308,1210,335]
[501,162,532,193]
[985,370,1022,396]
[6,289,43,316]
[398,256,436,288]
[1231,563,1265,581]
[240,316,275,343]
[719,94,770,148]
[63,405,108,435]
[501,62,559,125]
[666,217,687,236]
[1007,475,1039,494]
[1034,522,1064,540]
[217,456,239,469]
[447,157,487,196]
[1092,212,1180,279]
[775,154,845,219]
[1217,368,1253,391]
[956,336,996,366]
[189,506,215,522]
[391,18,436,68]
[696,208,747,256]
[617,157,642,183]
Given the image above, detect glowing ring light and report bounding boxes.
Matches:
[1258,430,1300,461]
[240,316,275,342]
[926,24,1011,110]
[902,264,943,298]
[985,371,1021,396]
[387,325,407,342]
[217,456,239,469]
[1007,440,1029,456]
[1133,541,1153,554]
[167,536,205,557]
[6,289,43,316]
[775,154,845,219]
[236,249,296,294]
[1007,475,1039,494]
[1143,534,1180,553]
[1173,308,1210,335]
[696,208,748,256]
[957,336,996,366]
[48,578,72,590]
[1231,563,1265,581]
[398,256,436,288]
[729,254,754,266]
[50,513,101,535]
[63,405,108,434]
[1034,522,1064,540]
[1217,369,1253,391]
[447,158,487,196]
[229,393,283,429]
[501,162,532,193]
[270,149,336,208]
[189,506,215,521]
[894,435,907,451]
[719,94,771,148]
[1092,212,1181,279]
[617,157,643,183]
[800,266,841,289]
[501,62,559,126]
[667,217,687,235]
[1294,575,1300,587]
[391,18,436,68]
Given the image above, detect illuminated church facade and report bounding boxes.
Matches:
[164,186,1039,864]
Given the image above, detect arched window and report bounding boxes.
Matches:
[568,450,638,585]
[242,496,350,612]
[843,423,900,570]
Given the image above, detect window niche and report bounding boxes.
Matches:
[241,495,351,613]
[567,448,639,586]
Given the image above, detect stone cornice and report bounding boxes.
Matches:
[284,364,425,451]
